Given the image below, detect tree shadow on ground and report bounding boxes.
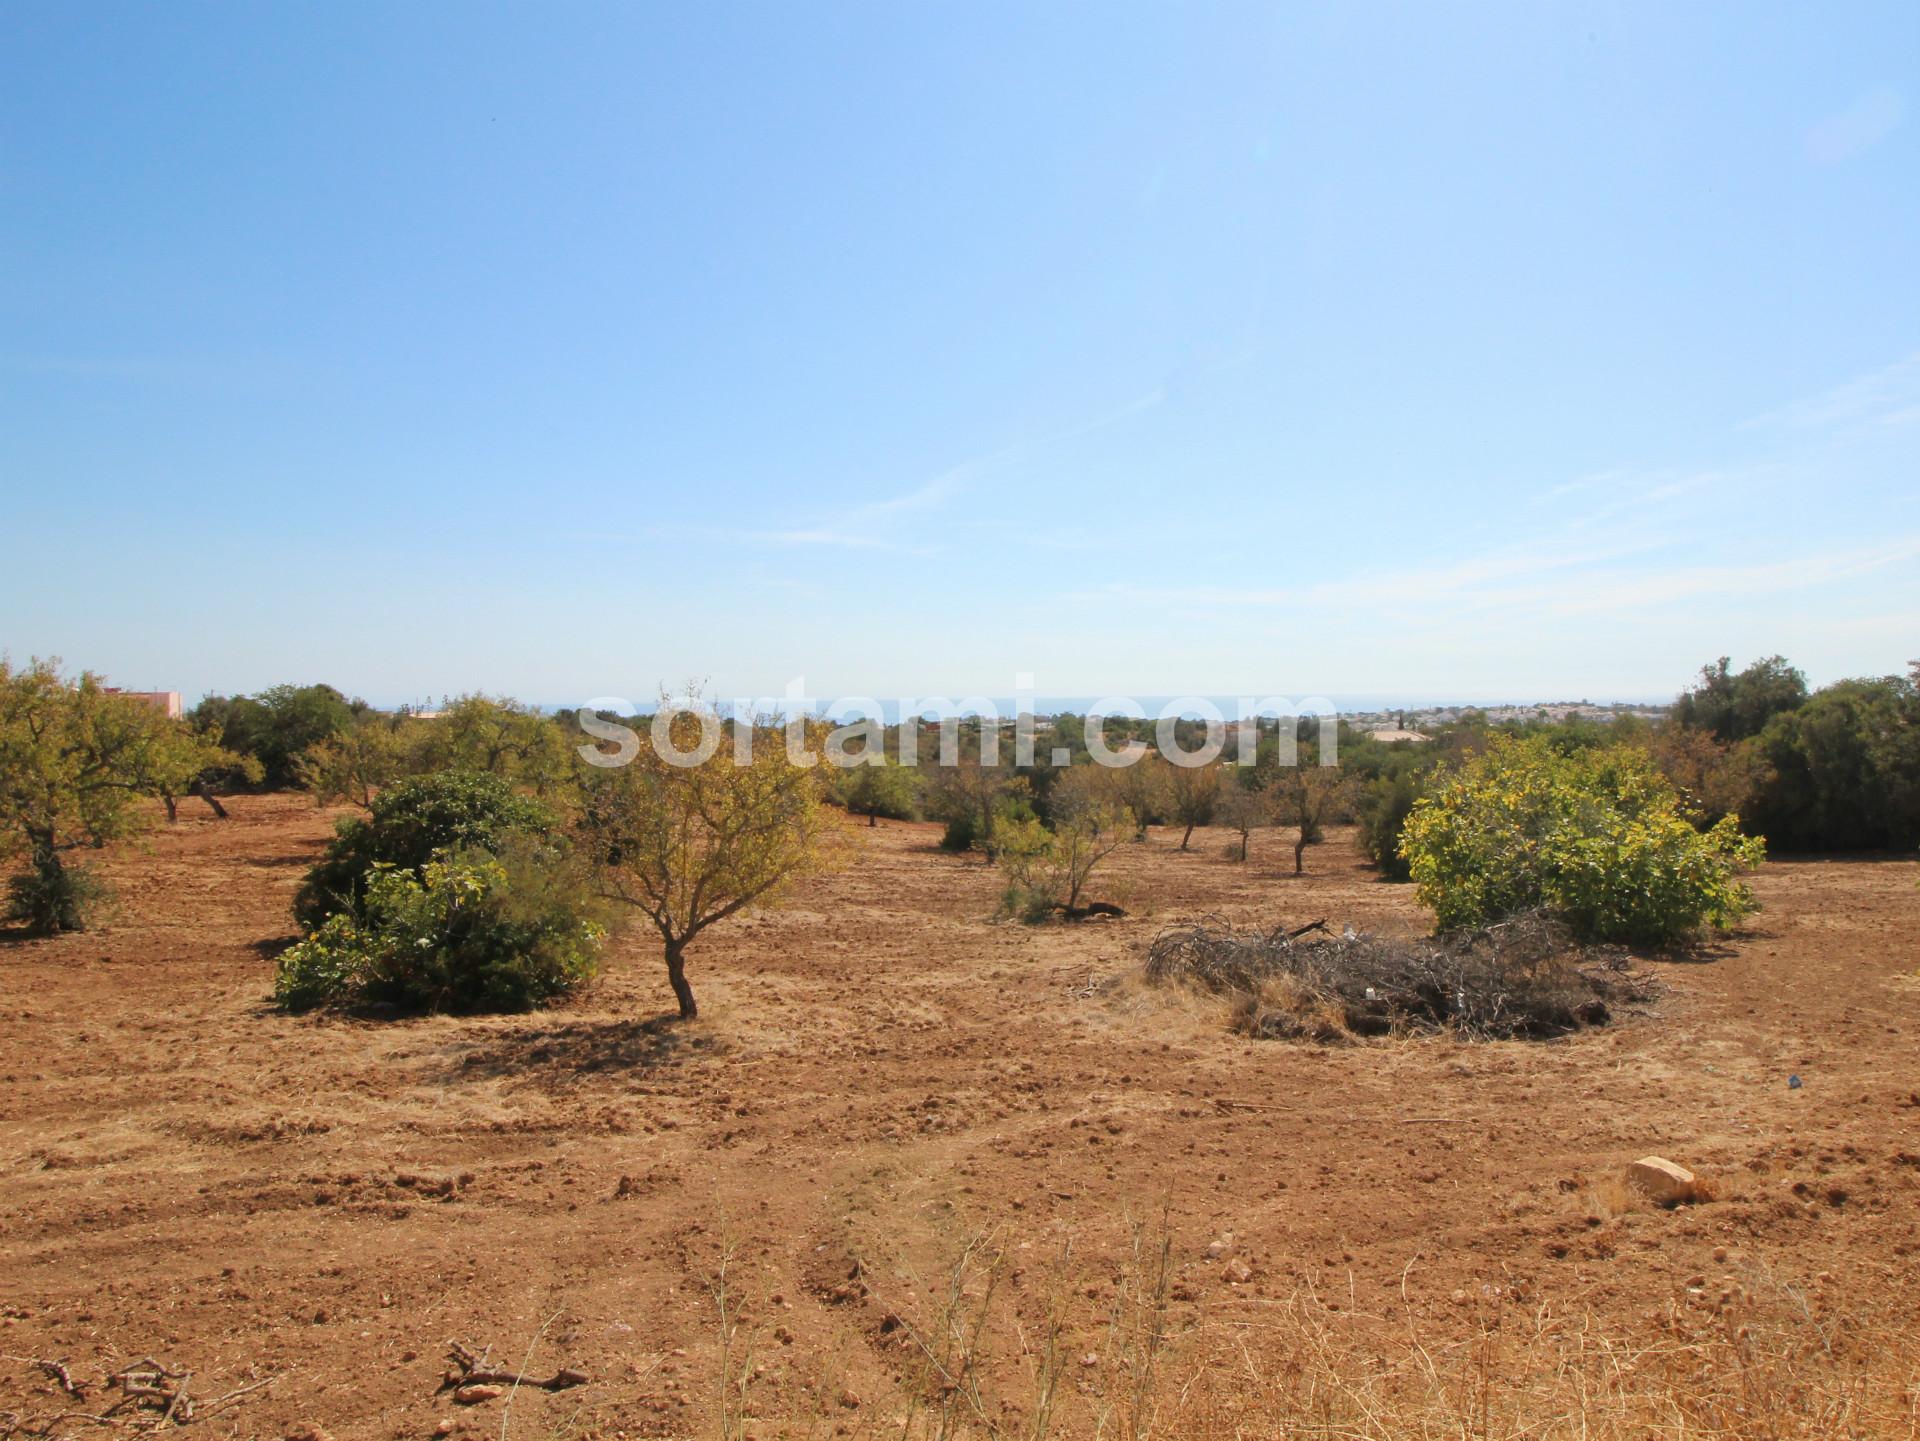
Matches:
[448,1014,720,1086]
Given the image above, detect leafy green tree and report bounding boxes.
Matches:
[925,759,1028,859]
[994,767,1128,920]
[578,709,834,1019]
[835,759,919,826]
[198,683,358,788]
[1401,737,1764,944]
[0,659,244,931]
[1746,672,1920,850]
[1674,656,1807,743]
[416,694,575,798]
[293,770,555,930]
[294,711,414,809]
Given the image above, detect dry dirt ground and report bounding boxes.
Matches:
[2,795,1918,1438]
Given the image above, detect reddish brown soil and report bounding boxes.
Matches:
[2,796,1917,1438]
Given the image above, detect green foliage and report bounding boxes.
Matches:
[833,760,920,825]
[1401,737,1765,944]
[198,683,359,788]
[1747,673,1920,850]
[994,771,1127,921]
[413,694,576,798]
[5,858,111,933]
[275,843,604,1012]
[2,658,244,932]
[1356,767,1424,880]
[1674,656,1807,744]
[293,770,555,931]
[293,711,415,808]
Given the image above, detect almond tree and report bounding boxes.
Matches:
[1164,757,1222,850]
[578,707,833,1019]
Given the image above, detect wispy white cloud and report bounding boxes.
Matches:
[714,383,1170,554]
[1742,351,1920,433]
[1806,87,1904,165]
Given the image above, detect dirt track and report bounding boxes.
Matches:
[2,796,1917,1437]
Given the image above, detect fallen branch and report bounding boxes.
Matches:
[441,1343,586,1395]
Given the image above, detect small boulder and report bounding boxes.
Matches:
[1627,1156,1704,1207]
[453,1384,504,1405]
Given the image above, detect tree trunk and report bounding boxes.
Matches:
[1180,822,1194,851]
[868,810,877,827]
[1293,832,1307,874]
[163,793,179,823]
[664,941,697,1020]
[192,778,230,819]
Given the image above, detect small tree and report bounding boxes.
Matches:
[579,709,833,1019]
[1103,754,1168,840]
[1267,763,1355,875]
[1163,758,1222,850]
[995,769,1127,920]
[0,659,242,931]
[925,759,1027,859]
[1215,778,1269,862]
[294,712,411,809]
[836,759,919,826]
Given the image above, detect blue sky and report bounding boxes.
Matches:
[3,3,1916,708]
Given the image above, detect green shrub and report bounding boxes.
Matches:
[294,770,554,930]
[1400,737,1765,945]
[275,843,604,1012]
[1356,769,1422,880]
[4,858,111,934]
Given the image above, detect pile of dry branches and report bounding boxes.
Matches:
[1145,910,1652,1040]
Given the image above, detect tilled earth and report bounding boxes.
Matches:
[2,795,1917,1437]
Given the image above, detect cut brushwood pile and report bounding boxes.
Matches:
[1145,909,1657,1040]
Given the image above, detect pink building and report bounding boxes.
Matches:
[106,689,184,719]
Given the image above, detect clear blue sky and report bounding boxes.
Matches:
[4,3,1916,708]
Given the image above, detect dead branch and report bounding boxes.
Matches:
[441,1343,586,1394]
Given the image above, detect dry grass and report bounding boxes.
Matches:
[779,1222,1918,1441]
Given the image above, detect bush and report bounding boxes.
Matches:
[1356,769,1422,879]
[294,770,555,930]
[275,842,604,1012]
[1746,674,1920,850]
[4,858,110,934]
[1400,738,1765,945]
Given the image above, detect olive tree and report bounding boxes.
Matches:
[1,659,245,931]
[578,708,833,1019]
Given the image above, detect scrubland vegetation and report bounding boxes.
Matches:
[3,652,1918,1437]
